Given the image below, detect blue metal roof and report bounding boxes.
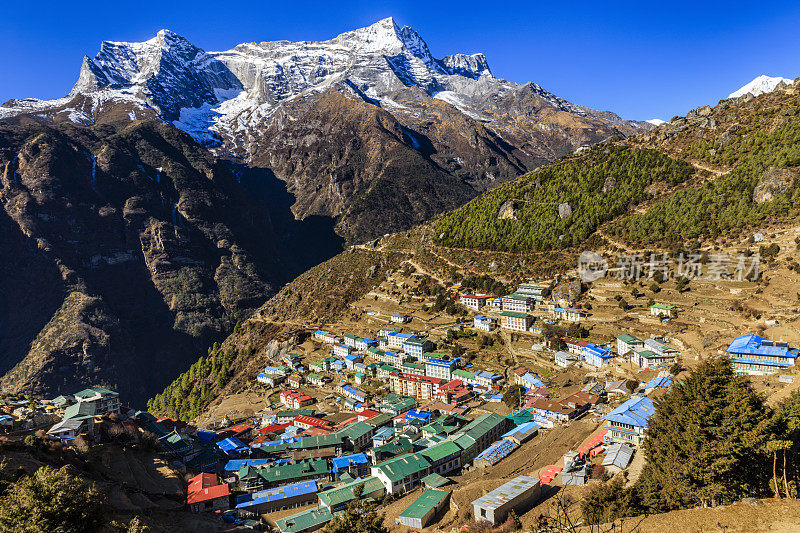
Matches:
[585,344,610,357]
[388,332,417,339]
[520,373,545,388]
[603,396,655,428]
[218,437,249,454]
[644,376,673,390]
[195,428,216,442]
[235,480,318,508]
[405,410,432,421]
[502,421,541,437]
[726,334,798,358]
[331,453,370,472]
[475,439,520,464]
[224,458,273,472]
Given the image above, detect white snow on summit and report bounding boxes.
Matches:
[646,118,666,126]
[728,75,793,99]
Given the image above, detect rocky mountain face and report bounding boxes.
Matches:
[0,120,342,402]
[1,18,650,243]
[0,18,654,401]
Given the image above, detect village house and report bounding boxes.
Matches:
[474,370,502,389]
[419,440,463,475]
[583,344,614,368]
[631,348,674,369]
[472,476,541,525]
[403,337,435,360]
[371,452,432,494]
[616,334,645,356]
[306,373,329,387]
[424,357,456,381]
[553,307,585,322]
[529,398,577,428]
[516,283,550,301]
[293,415,331,431]
[500,311,533,332]
[333,342,353,359]
[502,293,534,313]
[398,489,451,529]
[391,314,412,324]
[288,375,303,388]
[603,396,655,445]
[73,387,121,415]
[726,333,799,375]
[554,350,580,367]
[388,332,418,350]
[187,473,231,513]
[650,303,677,318]
[473,315,497,331]
[235,480,319,516]
[343,353,363,369]
[355,337,378,351]
[389,372,444,401]
[280,390,314,409]
[460,293,494,311]
[400,361,426,376]
[338,384,368,403]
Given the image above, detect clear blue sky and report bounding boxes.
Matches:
[1,0,798,120]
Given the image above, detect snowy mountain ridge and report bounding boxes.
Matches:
[728,74,794,99]
[0,17,645,155]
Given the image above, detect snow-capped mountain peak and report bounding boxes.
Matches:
[728,74,793,99]
[1,18,647,156]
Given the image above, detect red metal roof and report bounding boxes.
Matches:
[260,422,291,435]
[293,415,330,428]
[188,473,218,493]
[187,482,230,504]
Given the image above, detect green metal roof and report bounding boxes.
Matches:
[277,409,314,418]
[63,401,96,421]
[376,453,431,482]
[336,422,373,441]
[422,473,452,488]
[365,413,393,427]
[505,293,532,301]
[507,409,534,425]
[420,440,462,462]
[399,489,450,519]
[292,434,343,449]
[452,369,475,380]
[372,437,414,458]
[401,362,425,371]
[458,413,506,440]
[651,303,675,310]
[500,311,533,319]
[617,334,643,343]
[275,506,333,533]
[317,476,384,508]
[257,458,328,485]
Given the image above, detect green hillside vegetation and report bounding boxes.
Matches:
[432,145,693,251]
[146,340,243,421]
[610,107,800,244]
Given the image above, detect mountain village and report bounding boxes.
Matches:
[3,262,797,532]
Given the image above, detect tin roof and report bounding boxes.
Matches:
[472,476,540,510]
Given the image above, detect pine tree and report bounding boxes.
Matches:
[635,358,772,510]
